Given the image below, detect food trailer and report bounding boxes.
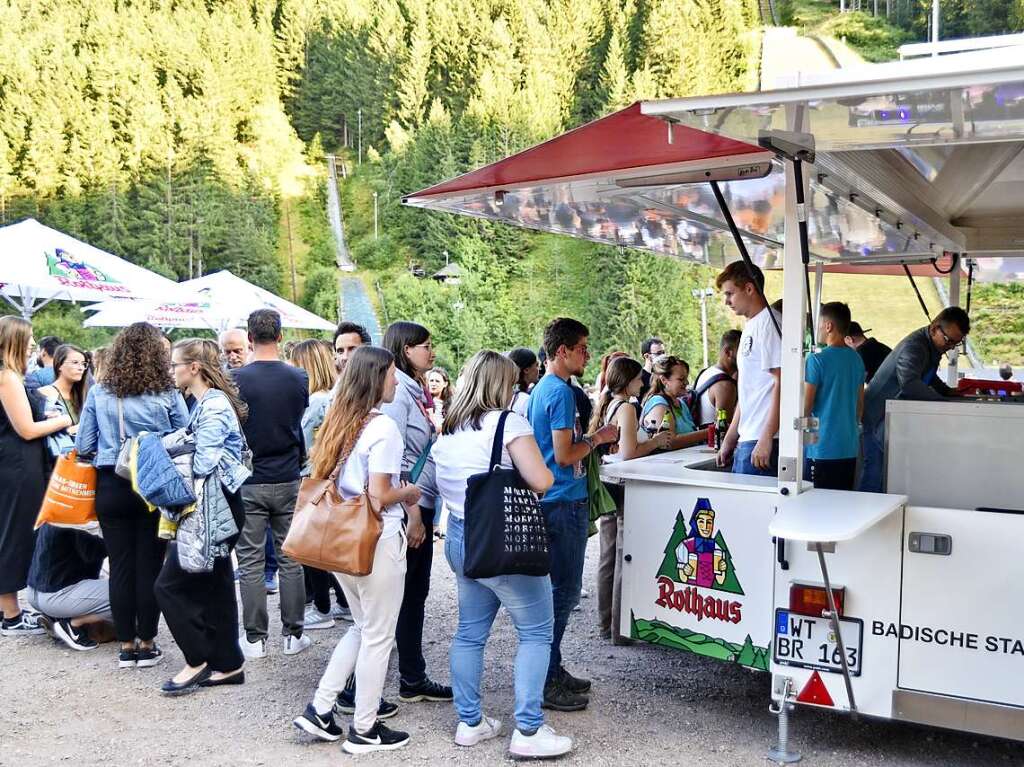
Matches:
[404,47,1024,759]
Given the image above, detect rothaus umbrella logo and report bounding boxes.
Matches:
[46,248,118,285]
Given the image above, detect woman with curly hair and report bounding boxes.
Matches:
[76,322,189,670]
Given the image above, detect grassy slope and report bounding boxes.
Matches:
[763,271,941,348]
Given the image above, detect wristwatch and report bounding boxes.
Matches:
[581,434,596,453]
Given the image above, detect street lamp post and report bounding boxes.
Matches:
[373,191,379,240]
[692,287,715,369]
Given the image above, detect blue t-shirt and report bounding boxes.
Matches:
[527,373,586,503]
[805,346,865,460]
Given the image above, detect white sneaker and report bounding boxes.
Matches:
[240,635,266,659]
[510,725,573,760]
[455,715,502,747]
[303,606,335,630]
[331,603,353,622]
[283,633,312,656]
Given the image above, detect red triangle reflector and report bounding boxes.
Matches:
[796,671,835,707]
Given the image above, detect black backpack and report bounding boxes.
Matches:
[688,367,734,426]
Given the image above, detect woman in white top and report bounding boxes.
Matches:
[434,351,576,760]
[292,346,420,755]
[588,357,671,645]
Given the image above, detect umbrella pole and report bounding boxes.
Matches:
[1,292,28,319]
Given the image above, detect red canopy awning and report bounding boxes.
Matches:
[406,103,772,202]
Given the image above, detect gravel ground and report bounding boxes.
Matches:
[2,536,1020,767]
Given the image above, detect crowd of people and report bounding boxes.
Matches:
[0,257,974,758]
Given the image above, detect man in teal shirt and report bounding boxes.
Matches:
[528,317,617,712]
[804,302,865,490]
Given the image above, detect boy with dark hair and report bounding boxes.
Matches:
[638,336,665,400]
[25,335,63,388]
[528,318,618,712]
[804,302,865,490]
[234,309,311,659]
[333,321,370,374]
[692,329,741,428]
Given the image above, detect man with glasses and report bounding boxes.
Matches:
[859,306,970,492]
[333,321,371,375]
[527,318,618,713]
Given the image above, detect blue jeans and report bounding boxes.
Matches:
[540,498,589,680]
[858,422,885,493]
[732,439,779,477]
[445,516,553,733]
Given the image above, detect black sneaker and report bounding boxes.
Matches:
[0,611,47,637]
[54,619,98,651]
[398,677,453,703]
[557,665,592,695]
[334,690,399,720]
[542,678,589,712]
[118,648,138,669]
[341,721,410,754]
[293,703,344,742]
[136,644,164,668]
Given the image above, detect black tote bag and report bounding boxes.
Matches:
[463,411,550,579]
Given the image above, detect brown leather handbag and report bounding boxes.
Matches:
[283,416,383,576]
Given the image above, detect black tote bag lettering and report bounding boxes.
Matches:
[463,411,550,578]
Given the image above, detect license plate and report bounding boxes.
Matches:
[773,608,863,676]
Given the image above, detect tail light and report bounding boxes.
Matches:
[789,581,845,617]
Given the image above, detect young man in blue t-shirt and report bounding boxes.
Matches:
[528,318,618,712]
[804,302,865,490]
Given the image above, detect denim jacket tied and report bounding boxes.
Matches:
[75,385,189,467]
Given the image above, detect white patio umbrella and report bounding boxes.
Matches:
[82,269,336,331]
[0,218,182,318]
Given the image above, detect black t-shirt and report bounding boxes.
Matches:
[638,368,653,403]
[571,381,593,432]
[234,361,309,484]
[28,525,106,594]
[858,338,893,384]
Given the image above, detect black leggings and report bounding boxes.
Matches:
[155,489,246,672]
[303,566,347,614]
[95,468,167,643]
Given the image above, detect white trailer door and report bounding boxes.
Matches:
[898,506,1024,707]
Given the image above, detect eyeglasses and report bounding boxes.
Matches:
[169,361,191,369]
[411,343,434,352]
[936,325,965,350]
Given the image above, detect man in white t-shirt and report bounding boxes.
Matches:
[714,261,782,476]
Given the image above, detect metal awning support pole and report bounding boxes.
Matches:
[902,263,931,319]
[812,262,825,339]
[815,543,858,714]
[946,258,962,387]
[778,157,809,495]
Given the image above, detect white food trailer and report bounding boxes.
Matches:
[404,48,1024,759]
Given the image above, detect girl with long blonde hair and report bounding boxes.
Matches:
[289,339,345,629]
[0,317,77,636]
[294,346,420,754]
[432,350,570,758]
